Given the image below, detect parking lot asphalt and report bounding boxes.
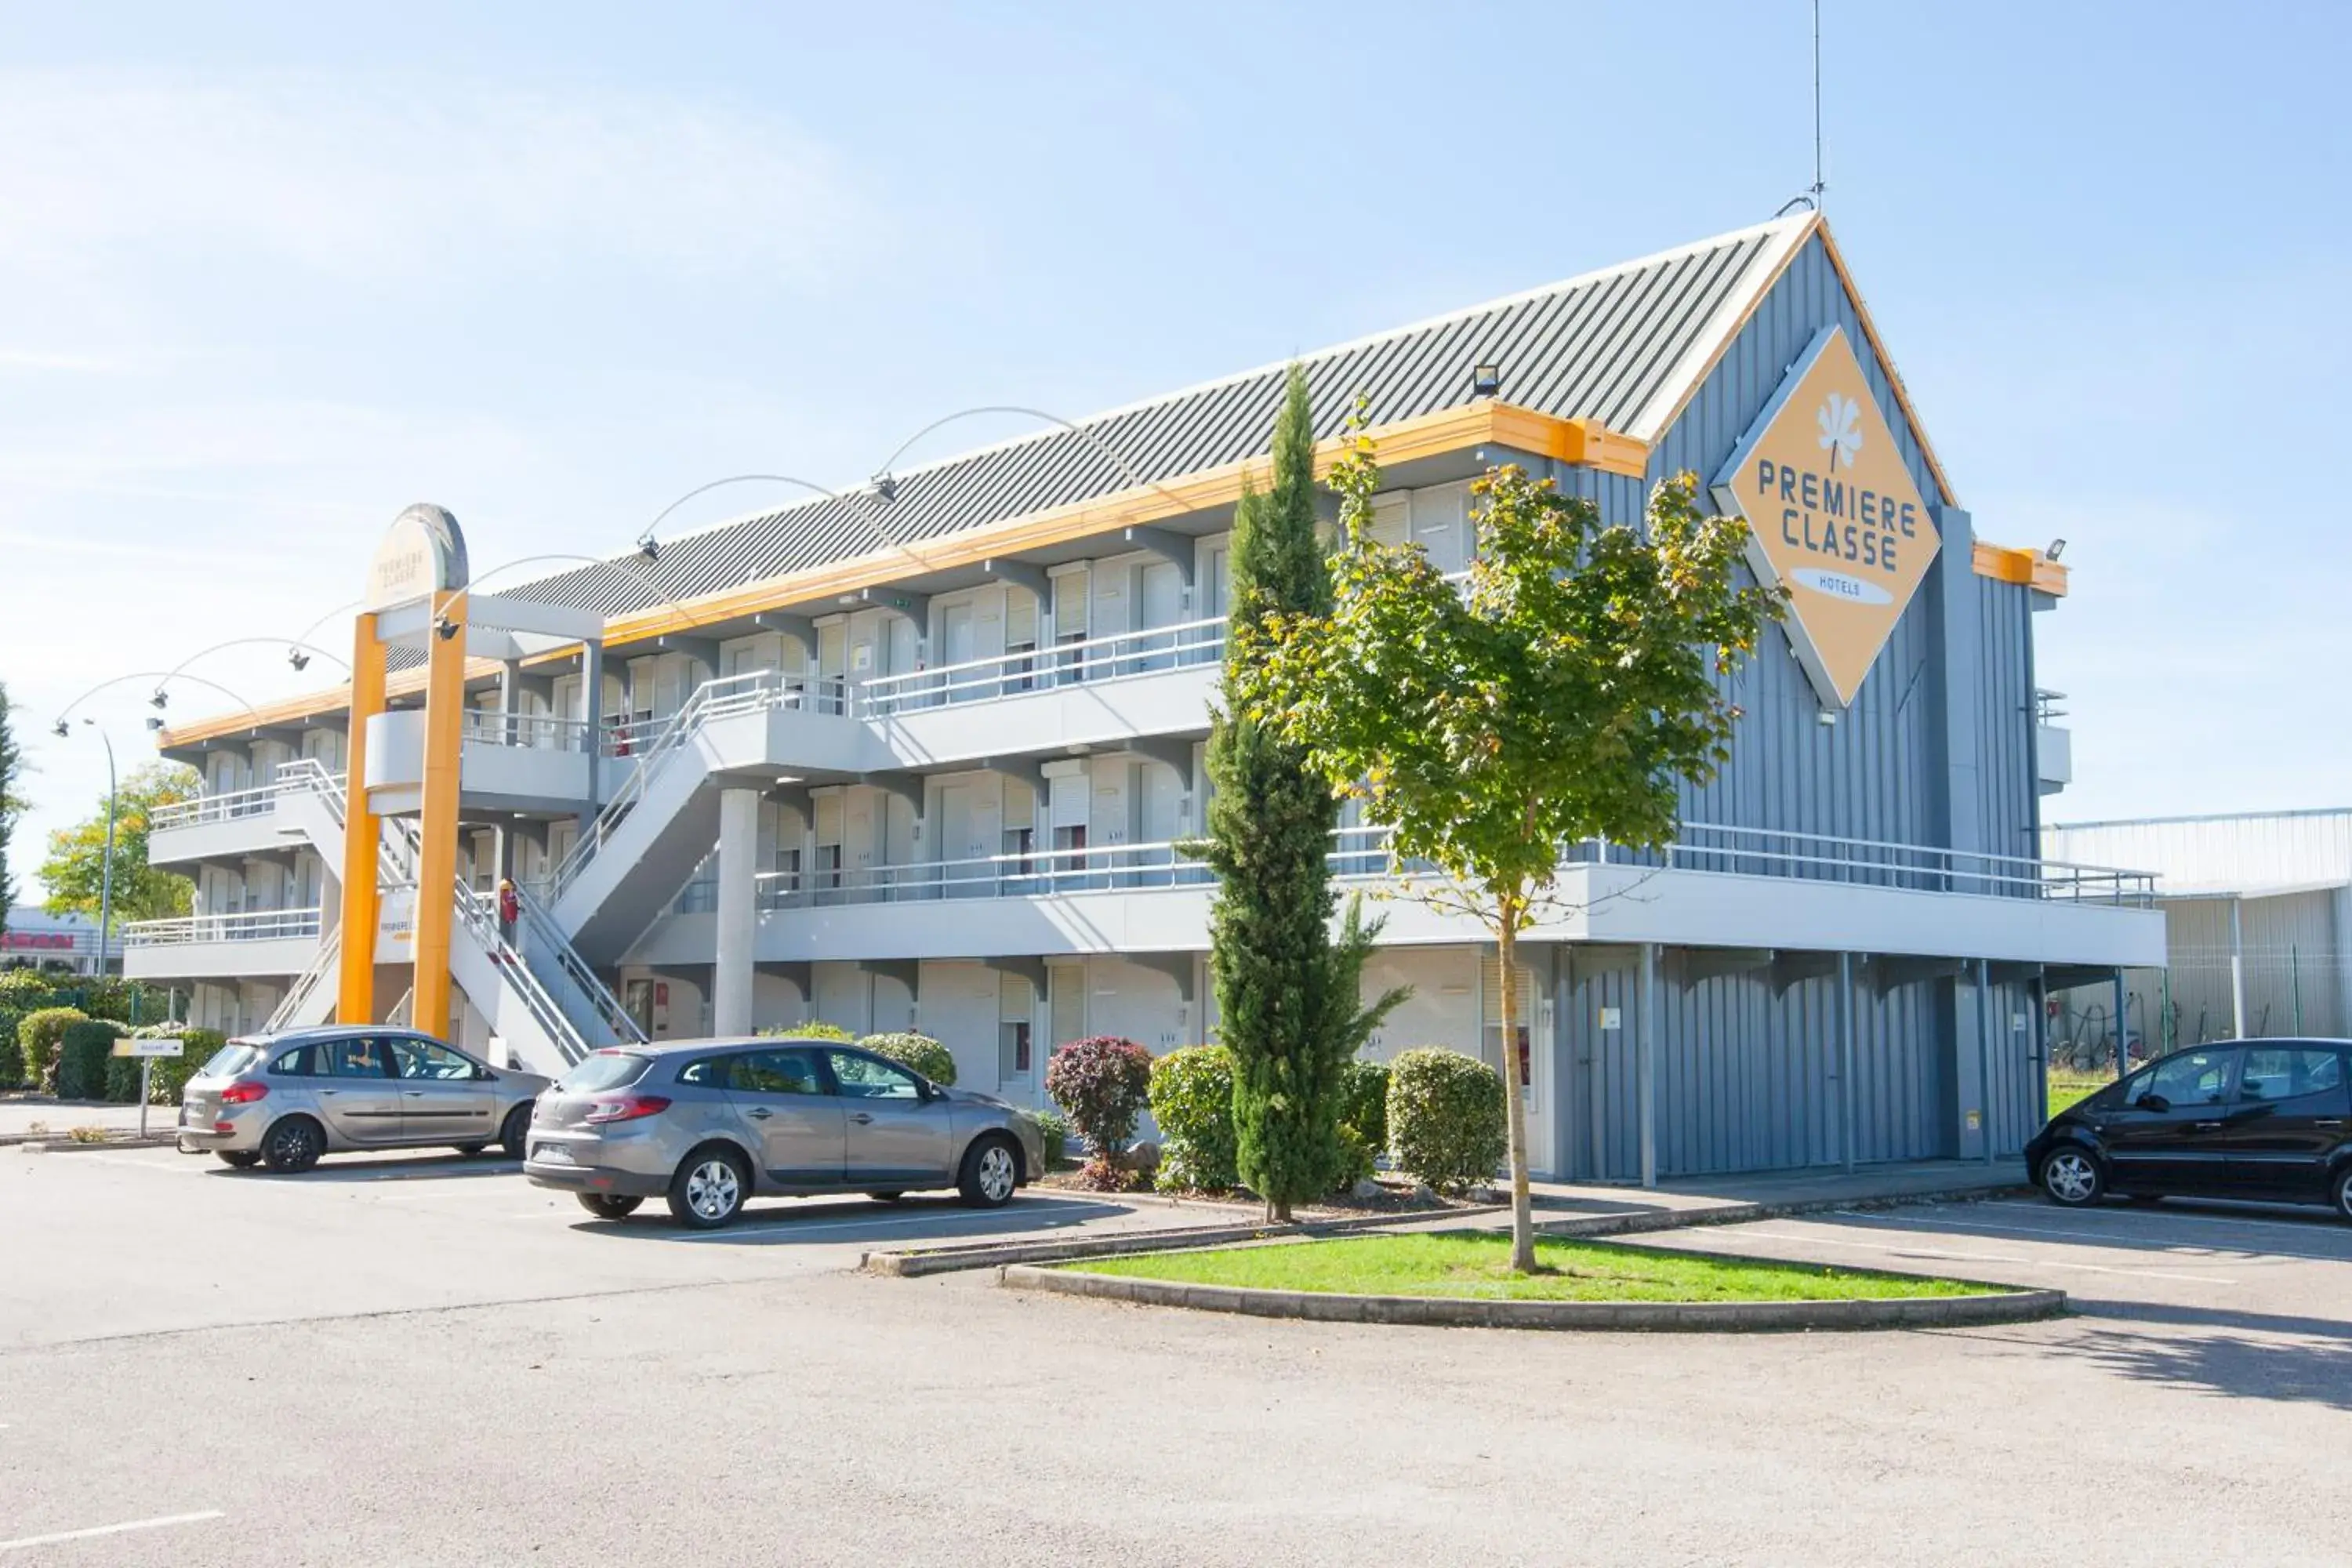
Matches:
[4,1149,2350,1566]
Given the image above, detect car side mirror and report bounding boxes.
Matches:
[2135,1092,2170,1113]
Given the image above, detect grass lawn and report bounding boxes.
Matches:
[2048,1073,2111,1119]
[1061,1232,2001,1303]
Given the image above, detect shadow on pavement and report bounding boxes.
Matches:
[2051,1319,2352,1410]
[571,1192,1139,1247]
[216,1152,524,1185]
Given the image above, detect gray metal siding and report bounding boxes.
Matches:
[1646,233,1947,852]
[1549,231,2053,1179]
[1559,951,1955,1181]
[1976,579,2041,861]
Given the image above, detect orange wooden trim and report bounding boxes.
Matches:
[1639,216,1961,511]
[1812,223,1960,510]
[1972,539,2067,596]
[158,403,1642,744]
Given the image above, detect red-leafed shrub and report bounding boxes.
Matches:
[1046,1035,1153,1163]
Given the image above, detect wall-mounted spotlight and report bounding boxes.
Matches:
[145,717,165,731]
[288,647,310,672]
[50,719,67,739]
[149,688,169,710]
[637,535,661,563]
[1472,362,1501,398]
[434,616,460,641]
[1816,710,1839,728]
[2045,538,2067,562]
[871,472,898,503]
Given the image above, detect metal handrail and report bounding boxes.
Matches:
[123,906,325,946]
[459,709,596,753]
[150,763,339,829]
[859,615,1227,717]
[455,880,588,1066]
[265,931,342,1030]
[512,887,648,1046]
[734,820,2154,909]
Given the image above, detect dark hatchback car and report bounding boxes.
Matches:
[2027,1039,2352,1220]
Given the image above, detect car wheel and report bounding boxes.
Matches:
[958,1134,1020,1208]
[2333,1167,2352,1225]
[667,1147,749,1229]
[499,1104,533,1159]
[2038,1145,2103,1207]
[215,1150,260,1170]
[576,1193,643,1221]
[262,1116,325,1174]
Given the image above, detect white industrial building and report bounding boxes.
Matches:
[2044,810,2352,1055]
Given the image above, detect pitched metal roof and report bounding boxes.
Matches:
[511,214,1811,622]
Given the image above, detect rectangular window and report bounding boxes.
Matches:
[1000,1020,1033,1081]
[2238,1048,2349,1113]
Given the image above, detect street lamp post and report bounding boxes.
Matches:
[83,720,118,982]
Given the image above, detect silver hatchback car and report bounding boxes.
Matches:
[524,1037,1046,1228]
[176,1026,552,1173]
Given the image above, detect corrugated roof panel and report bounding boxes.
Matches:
[502,216,1806,619]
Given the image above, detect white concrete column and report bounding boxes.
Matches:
[713,786,760,1037]
[2229,897,2247,1040]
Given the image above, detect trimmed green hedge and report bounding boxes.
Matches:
[20,1007,89,1094]
[858,1031,956,1087]
[56,1018,129,1102]
[1148,1044,1238,1192]
[1387,1047,1504,1195]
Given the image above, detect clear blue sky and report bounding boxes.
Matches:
[5,1,2347,883]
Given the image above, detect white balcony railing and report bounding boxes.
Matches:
[858,615,1227,717]
[460,709,597,753]
[122,906,325,948]
[731,822,2156,913]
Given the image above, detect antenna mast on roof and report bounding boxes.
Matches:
[1810,0,1826,212]
[1779,0,1828,216]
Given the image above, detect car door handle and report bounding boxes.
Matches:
[2317,1119,2347,1128]
[745,1107,772,1120]
[2194,1120,2223,1131]
[850,1112,873,1125]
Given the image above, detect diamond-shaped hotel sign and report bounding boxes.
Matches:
[1710,325,1939,709]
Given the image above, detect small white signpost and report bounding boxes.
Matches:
[111,1036,184,1138]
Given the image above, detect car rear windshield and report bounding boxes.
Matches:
[557,1052,651,1094]
[201,1042,265,1078]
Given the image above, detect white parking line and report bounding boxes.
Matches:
[0,1510,224,1552]
[1685,1226,2239,1286]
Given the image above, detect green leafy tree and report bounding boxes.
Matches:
[1243,418,1783,1269]
[0,681,23,935]
[39,762,200,933]
[1198,366,1405,1221]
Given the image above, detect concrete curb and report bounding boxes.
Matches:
[1532,1181,2032,1241]
[861,1203,1508,1278]
[1000,1261,2065,1333]
[5,1133,182,1152]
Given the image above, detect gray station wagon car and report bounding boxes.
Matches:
[176,1026,552,1173]
[524,1037,1046,1228]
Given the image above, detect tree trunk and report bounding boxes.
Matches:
[1497,912,1536,1272]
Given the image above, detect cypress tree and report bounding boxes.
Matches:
[1203,367,1400,1220]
